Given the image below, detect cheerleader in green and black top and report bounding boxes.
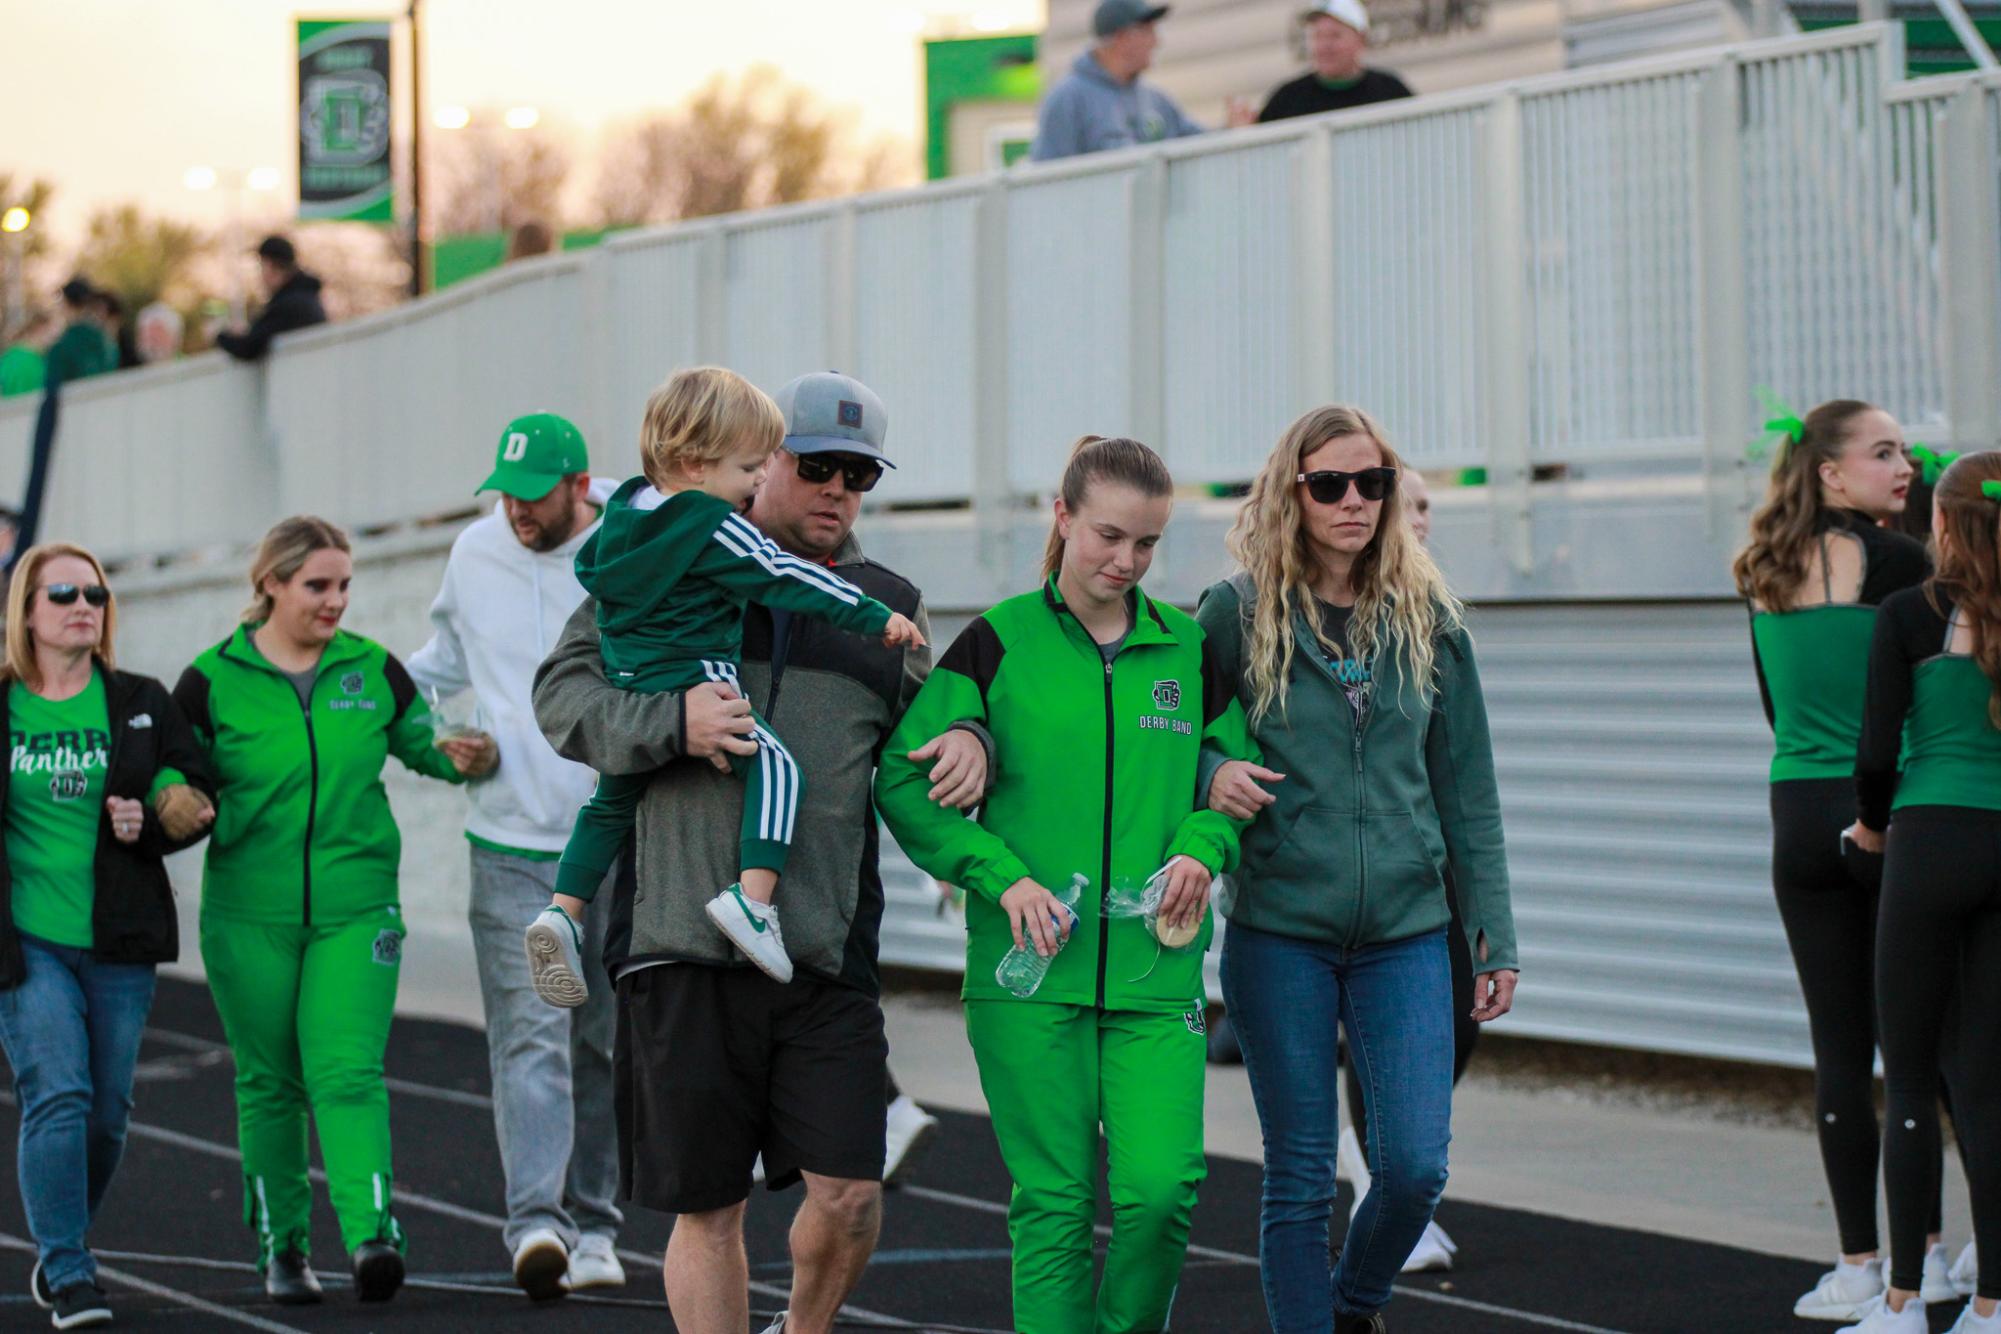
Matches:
[1847,453,2001,1329]
[1731,401,1935,1321]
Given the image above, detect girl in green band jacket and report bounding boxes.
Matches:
[173,517,496,1308]
[877,437,1255,1334]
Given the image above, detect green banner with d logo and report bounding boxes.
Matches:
[297,19,394,222]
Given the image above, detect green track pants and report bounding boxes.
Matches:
[964,1000,1208,1334]
[200,906,406,1263]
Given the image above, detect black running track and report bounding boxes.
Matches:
[0,977,1962,1332]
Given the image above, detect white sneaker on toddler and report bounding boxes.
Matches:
[525,906,589,1008]
[705,884,793,982]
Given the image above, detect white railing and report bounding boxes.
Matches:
[3,26,1997,572]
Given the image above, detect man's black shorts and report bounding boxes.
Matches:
[614,963,889,1214]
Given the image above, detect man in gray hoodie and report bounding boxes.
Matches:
[531,372,988,1334]
[1031,0,1206,161]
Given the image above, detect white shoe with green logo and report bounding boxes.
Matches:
[525,906,589,1008]
[705,885,793,983]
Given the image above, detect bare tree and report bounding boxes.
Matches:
[429,120,572,236]
[593,66,916,228]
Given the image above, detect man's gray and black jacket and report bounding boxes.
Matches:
[533,533,970,996]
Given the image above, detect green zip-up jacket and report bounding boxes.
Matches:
[579,479,895,688]
[1195,574,1517,973]
[172,626,464,925]
[876,579,1256,1012]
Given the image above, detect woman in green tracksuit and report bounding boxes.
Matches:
[172,516,494,1306]
[877,436,1255,1334]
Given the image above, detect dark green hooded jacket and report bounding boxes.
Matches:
[579,479,894,690]
[1195,575,1517,973]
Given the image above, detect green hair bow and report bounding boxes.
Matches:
[1748,388,1804,465]
[1983,480,2001,503]
[1911,444,1960,486]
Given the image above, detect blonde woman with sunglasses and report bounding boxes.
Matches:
[0,543,217,1329]
[1197,406,1517,1334]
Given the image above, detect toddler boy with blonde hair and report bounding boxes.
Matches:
[525,367,921,993]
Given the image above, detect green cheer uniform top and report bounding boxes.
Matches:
[1750,512,1928,782]
[1858,587,2001,826]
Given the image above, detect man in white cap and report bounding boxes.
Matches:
[1255,0,1414,123]
[1031,0,1206,161]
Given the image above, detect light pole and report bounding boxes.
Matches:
[185,166,281,323]
[0,206,28,338]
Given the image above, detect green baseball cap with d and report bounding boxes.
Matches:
[478,412,590,500]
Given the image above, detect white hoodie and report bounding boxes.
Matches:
[406,477,618,855]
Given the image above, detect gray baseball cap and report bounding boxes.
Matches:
[772,371,894,468]
[1094,0,1170,37]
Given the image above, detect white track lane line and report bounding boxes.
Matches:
[0,1231,310,1333]
[895,1184,1637,1334]
[137,1021,1635,1334]
[0,1079,922,1330]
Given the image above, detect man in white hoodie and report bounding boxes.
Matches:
[406,412,629,1300]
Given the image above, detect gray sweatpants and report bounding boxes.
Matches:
[468,844,622,1252]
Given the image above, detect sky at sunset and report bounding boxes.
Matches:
[2,0,1046,246]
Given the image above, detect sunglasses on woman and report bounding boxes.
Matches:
[39,583,111,608]
[1296,467,1398,505]
[792,452,885,493]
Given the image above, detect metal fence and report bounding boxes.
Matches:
[2,26,1996,569]
[876,598,1804,1067]
[5,27,2000,1068]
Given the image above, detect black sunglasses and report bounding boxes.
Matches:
[40,583,110,608]
[1297,467,1397,505]
[792,452,884,494]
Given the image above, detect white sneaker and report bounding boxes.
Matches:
[883,1095,940,1185]
[1338,1124,1372,1220]
[1927,1243,1962,1303]
[511,1226,569,1301]
[705,885,793,983]
[1834,1293,1926,1333]
[1402,1219,1458,1273]
[565,1234,624,1290]
[1945,1300,2001,1332]
[1797,1258,1885,1321]
[525,906,589,1008]
[1952,1242,1980,1299]
[759,1314,788,1334]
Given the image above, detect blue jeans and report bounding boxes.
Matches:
[1221,921,1453,1329]
[0,933,158,1293]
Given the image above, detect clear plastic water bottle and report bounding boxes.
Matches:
[994,874,1087,998]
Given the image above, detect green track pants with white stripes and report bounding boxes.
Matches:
[200,906,407,1263]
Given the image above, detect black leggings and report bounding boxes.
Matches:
[1344,874,1479,1163]
[1772,779,1956,1256]
[1878,806,2001,1299]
